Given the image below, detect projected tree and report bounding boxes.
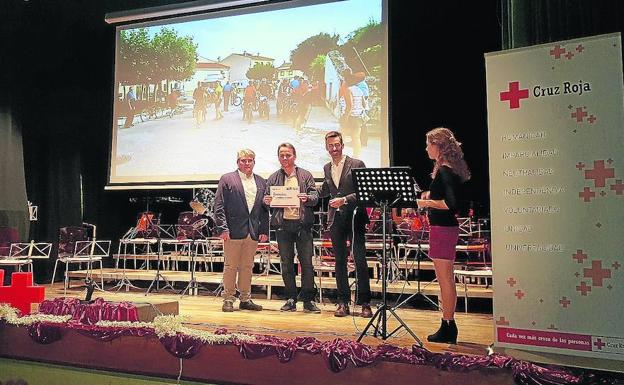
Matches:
[118,28,198,97]
[291,33,339,75]
[246,63,277,81]
[152,28,198,92]
[341,20,383,77]
[309,55,326,82]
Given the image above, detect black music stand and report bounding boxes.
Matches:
[352,167,422,345]
[179,217,210,297]
[145,236,175,295]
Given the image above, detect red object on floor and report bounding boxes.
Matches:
[0,271,45,315]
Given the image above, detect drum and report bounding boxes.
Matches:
[190,188,216,216]
[177,211,212,239]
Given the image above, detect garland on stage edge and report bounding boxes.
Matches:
[95,315,255,345]
[0,304,72,326]
[0,304,254,345]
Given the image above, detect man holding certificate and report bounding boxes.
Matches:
[264,143,321,313]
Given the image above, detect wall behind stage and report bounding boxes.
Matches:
[1,0,501,279]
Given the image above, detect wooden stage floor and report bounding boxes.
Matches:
[46,282,495,357]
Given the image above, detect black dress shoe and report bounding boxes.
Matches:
[360,303,373,318]
[303,301,321,313]
[239,300,263,311]
[427,319,458,344]
[280,299,297,312]
[334,303,350,317]
[222,300,234,312]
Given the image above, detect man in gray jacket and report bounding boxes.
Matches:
[214,149,269,312]
[263,143,320,313]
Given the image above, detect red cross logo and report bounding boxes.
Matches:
[559,297,571,308]
[514,290,525,300]
[549,45,566,59]
[576,281,592,296]
[593,338,606,350]
[571,107,587,122]
[495,316,509,326]
[0,271,45,315]
[611,180,624,195]
[579,187,596,202]
[499,81,529,109]
[576,44,585,53]
[585,160,615,188]
[584,260,611,287]
[572,249,588,263]
[565,51,575,60]
[506,277,517,287]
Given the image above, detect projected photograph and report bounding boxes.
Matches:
[110,0,388,186]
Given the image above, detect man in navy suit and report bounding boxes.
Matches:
[214,149,269,312]
[319,131,372,318]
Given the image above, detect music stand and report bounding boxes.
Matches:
[352,167,422,345]
[74,239,111,291]
[179,217,210,297]
[145,236,175,295]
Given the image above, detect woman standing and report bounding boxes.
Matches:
[417,127,471,344]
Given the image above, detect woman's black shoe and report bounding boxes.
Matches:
[427,319,458,344]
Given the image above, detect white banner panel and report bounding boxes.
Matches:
[485,33,623,361]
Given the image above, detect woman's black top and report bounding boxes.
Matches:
[427,165,462,227]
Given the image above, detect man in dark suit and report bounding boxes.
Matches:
[214,149,269,312]
[319,131,372,318]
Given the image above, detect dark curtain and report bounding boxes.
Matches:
[0,107,29,240]
[502,0,624,49]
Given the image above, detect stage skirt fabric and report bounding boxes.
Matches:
[428,226,459,260]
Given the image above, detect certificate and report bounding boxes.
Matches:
[270,186,300,208]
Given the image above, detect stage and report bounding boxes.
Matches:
[2,283,621,384]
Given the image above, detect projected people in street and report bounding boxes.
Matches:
[110,0,388,186]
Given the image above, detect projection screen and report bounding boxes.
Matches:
[107,0,389,189]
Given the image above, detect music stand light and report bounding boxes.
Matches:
[352,167,422,345]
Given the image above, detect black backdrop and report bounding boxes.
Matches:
[1,0,621,281]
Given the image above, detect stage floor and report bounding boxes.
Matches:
[46,282,495,356]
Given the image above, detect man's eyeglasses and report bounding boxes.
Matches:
[327,143,343,149]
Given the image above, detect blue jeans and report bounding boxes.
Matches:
[276,220,316,302]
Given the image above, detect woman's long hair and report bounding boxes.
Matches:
[426,127,471,182]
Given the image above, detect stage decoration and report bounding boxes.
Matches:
[0,304,71,326]
[0,271,45,315]
[1,301,621,384]
[39,297,138,324]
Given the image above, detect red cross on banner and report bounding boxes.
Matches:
[585,160,615,188]
[0,271,45,315]
[576,281,591,296]
[549,45,566,59]
[583,260,612,287]
[499,81,529,109]
[571,107,588,122]
[611,179,624,195]
[572,249,588,263]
